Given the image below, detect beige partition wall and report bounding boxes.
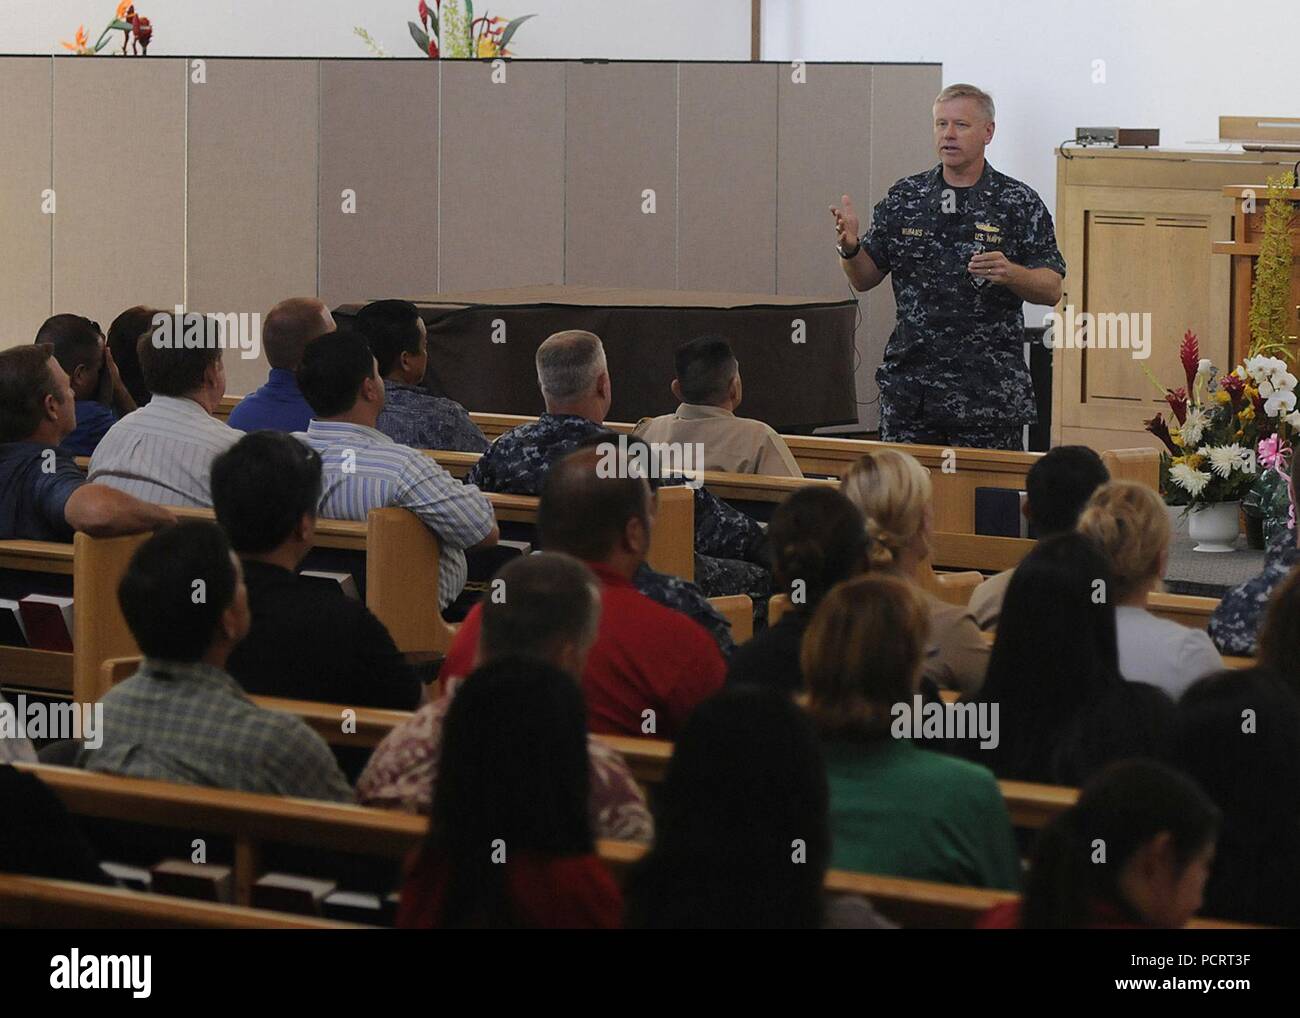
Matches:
[0,58,53,349]
[1,57,938,415]
[564,62,678,289]
[438,60,565,293]
[187,59,319,395]
[52,59,187,334]
[677,63,779,293]
[318,60,439,308]
[864,65,945,430]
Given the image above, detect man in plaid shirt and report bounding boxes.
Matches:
[78,520,352,802]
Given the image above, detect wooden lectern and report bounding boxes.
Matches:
[1215,186,1300,364]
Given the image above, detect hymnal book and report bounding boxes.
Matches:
[299,570,360,600]
[0,599,27,648]
[18,594,74,652]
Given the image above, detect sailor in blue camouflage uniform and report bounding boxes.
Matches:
[356,299,491,453]
[832,84,1065,450]
[1208,523,1300,656]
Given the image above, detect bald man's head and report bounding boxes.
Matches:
[539,447,652,565]
[263,298,336,370]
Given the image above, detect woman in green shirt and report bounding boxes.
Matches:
[803,573,1021,890]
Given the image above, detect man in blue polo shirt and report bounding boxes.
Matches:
[0,345,173,541]
[228,297,336,433]
[34,314,137,456]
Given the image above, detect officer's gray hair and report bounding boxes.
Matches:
[536,330,607,404]
[934,83,994,122]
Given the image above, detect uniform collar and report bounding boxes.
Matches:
[928,160,997,204]
[675,403,733,421]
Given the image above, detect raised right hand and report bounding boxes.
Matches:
[829,194,860,249]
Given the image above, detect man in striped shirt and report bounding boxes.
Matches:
[88,312,239,507]
[294,329,498,609]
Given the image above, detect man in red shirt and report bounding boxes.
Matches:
[438,446,726,737]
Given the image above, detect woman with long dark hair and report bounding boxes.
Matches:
[981,760,1220,928]
[397,658,621,928]
[1172,667,1300,926]
[624,686,891,928]
[962,533,1174,785]
[727,486,871,693]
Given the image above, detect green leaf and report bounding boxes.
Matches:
[408,21,431,54]
[498,14,536,51]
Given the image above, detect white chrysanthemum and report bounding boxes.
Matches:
[1202,444,1251,478]
[1179,407,1210,446]
[1265,388,1298,417]
[1170,462,1211,497]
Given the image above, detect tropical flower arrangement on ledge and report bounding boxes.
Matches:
[357,1,535,59]
[62,3,152,55]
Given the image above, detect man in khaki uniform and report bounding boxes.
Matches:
[634,336,803,478]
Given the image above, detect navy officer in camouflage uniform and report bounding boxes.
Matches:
[467,329,767,648]
[831,83,1065,450]
[1209,505,1300,656]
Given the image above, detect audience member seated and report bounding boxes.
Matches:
[625,687,892,929]
[77,521,352,802]
[842,449,987,693]
[633,335,802,477]
[105,305,158,408]
[978,761,1219,929]
[358,552,651,840]
[34,314,136,456]
[960,534,1175,785]
[440,448,726,738]
[571,431,735,657]
[397,658,623,929]
[294,329,498,610]
[0,345,173,540]
[467,329,770,601]
[727,487,870,692]
[0,766,109,885]
[1172,668,1300,927]
[968,445,1109,629]
[88,313,239,506]
[1209,451,1300,655]
[1077,480,1221,698]
[228,298,336,433]
[356,299,489,453]
[0,694,36,764]
[212,431,421,710]
[805,574,1021,890]
[1256,564,1300,697]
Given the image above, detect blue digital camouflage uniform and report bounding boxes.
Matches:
[466,413,771,608]
[861,162,1065,450]
[376,381,490,453]
[633,563,736,658]
[1207,526,1299,656]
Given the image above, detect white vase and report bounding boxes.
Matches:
[1188,500,1240,553]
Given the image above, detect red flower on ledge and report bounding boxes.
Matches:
[1145,413,1179,456]
[1164,387,1188,425]
[1179,330,1200,393]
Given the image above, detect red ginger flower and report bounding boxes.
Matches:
[1145,413,1179,456]
[1179,330,1200,393]
[1164,387,1188,425]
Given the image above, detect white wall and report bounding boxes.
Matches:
[762,0,1300,219]
[5,0,750,59]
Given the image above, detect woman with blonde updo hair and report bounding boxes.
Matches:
[841,450,988,694]
[1076,480,1221,699]
[802,574,1020,889]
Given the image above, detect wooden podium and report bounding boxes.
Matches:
[1214,186,1300,365]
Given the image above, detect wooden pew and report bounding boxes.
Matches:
[0,873,364,929]
[17,762,1251,929]
[1,508,451,703]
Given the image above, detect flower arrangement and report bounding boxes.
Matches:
[1145,331,1297,509]
[62,3,152,56]
[359,2,535,59]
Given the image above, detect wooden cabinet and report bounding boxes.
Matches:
[1053,147,1296,449]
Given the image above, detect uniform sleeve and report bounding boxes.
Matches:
[446,403,491,454]
[31,453,89,540]
[397,455,496,551]
[692,486,768,563]
[755,430,803,478]
[860,194,894,274]
[1018,194,1066,276]
[926,604,990,695]
[1208,579,1265,656]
